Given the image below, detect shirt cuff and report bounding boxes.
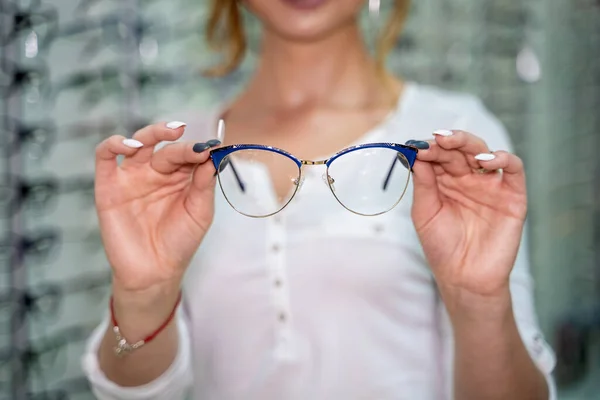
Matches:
[523,329,557,400]
[81,310,193,400]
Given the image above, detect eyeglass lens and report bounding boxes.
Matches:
[217,149,301,218]
[327,146,411,216]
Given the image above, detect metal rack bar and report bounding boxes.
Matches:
[1,0,29,397]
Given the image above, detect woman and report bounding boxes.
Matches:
[82,0,556,399]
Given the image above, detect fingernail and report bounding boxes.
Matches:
[407,140,430,150]
[206,139,221,147]
[433,129,453,137]
[475,153,496,161]
[193,142,210,153]
[166,121,187,129]
[122,139,143,148]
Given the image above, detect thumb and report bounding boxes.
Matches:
[186,159,218,207]
[410,159,442,225]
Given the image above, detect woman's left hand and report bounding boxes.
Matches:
[409,130,527,299]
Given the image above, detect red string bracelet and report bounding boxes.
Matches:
[109,291,182,357]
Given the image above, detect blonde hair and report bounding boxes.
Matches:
[205,0,411,77]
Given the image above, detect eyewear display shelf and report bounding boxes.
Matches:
[0,0,142,398]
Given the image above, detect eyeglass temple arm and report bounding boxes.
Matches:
[382,154,410,191]
[212,119,246,193]
[216,158,246,193]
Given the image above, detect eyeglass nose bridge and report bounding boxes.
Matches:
[300,159,327,166]
[298,159,335,191]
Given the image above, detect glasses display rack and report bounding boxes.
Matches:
[0,0,141,398]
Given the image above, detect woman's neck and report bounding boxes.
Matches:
[237,23,400,114]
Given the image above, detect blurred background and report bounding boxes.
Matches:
[0,0,599,399]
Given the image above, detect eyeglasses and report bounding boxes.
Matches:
[0,230,61,268]
[0,116,56,159]
[0,175,94,215]
[483,2,531,27]
[210,142,418,218]
[64,116,150,143]
[59,12,156,62]
[0,324,94,388]
[0,58,50,101]
[394,33,417,52]
[0,1,59,49]
[0,271,110,335]
[51,66,188,112]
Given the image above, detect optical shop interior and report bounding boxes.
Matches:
[1,0,599,399]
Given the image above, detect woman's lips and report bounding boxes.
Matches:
[280,0,327,10]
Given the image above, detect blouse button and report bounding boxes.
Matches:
[271,244,281,253]
[373,224,385,234]
[278,312,287,322]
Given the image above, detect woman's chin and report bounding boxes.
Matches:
[263,20,334,42]
[248,0,361,43]
[263,12,358,43]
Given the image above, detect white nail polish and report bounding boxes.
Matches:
[166,121,187,129]
[475,153,496,161]
[433,129,453,137]
[123,139,143,148]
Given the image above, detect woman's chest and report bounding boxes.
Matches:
[190,181,434,302]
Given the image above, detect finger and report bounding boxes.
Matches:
[126,121,188,164]
[184,160,218,212]
[404,140,444,177]
[415,140,471,176]
[150,140,220,174]
[191,157,219,193]
[475,150,526,193]
[432,129,490,169]
[410,159,442,226]
[95,135,143,179]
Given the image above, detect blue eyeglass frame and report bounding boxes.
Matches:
[209,142,418,217]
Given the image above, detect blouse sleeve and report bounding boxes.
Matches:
[436,97,557,399]
[81,307,194,400]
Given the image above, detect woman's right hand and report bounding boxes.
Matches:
[94,122,219,300]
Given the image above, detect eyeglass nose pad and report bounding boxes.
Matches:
[321,173,336,192]
[293,176,305,191]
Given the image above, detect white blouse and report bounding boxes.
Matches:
[82,82,557,400]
